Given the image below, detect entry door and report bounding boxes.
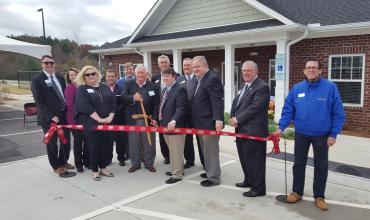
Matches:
[269,59,276,97]
[221,61,242,96]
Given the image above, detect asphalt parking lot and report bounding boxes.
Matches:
[0,104,369,220]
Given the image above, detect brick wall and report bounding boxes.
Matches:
[290,35,370,132]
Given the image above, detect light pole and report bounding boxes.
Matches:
[36,8,46,44]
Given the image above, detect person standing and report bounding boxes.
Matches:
[105,70,127,167]
[64,67,89,173]
[122,64,160,173]
[177,58,204,169]
[159,68,187,184]
[230,61,270,197]
[274,59,345,211]
[191,56,224,187]
[116,62,135,88]
[151,55,172,164]
[74,66,115,181]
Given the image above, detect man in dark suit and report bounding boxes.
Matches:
[177,58,204,169]
[230,60,270,197]
[122,64,160,173]
[151,55,172,164]
[191,56,224,187]
[31,55,75,177]
[159,68,187,184]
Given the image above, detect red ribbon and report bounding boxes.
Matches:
[43,124,280,154]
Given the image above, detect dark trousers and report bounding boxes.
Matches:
[159,133,169,160]
[293,132,329,198]
[70,129,89,168]
[84,130,112,172]
[107,131,128,163]
[184,134,205,166]
[41,124,70,170]
[236,138,266,194]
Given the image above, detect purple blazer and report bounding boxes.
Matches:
[64,83,77,125]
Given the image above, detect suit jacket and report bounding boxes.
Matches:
[159,82,187,129]
[152,72,181,90]
[230,77,270,137]
[191,71,224,130]
[121,80,160,125]
[31,72,66,126]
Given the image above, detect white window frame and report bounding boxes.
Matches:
[328,54,365,107]
[118,63,140,78]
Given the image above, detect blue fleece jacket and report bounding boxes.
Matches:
[278,78,345,138]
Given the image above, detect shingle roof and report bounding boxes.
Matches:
[98,36,131,50]
[257,0,370,26]
[132,19,283,43]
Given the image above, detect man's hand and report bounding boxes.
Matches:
[230,117,238,128]
[133,92,142,102]
[215,120,223,132]
[273,128,282,136]
[327,136,336,147]
[51,116,59,123]
[150,119,158,126]
[167,120,176,131]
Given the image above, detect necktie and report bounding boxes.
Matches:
[159,88,169,121]
[194,79,200,96]
[187,75,191,81]
[50,75,66,109]
[237,84,249,106]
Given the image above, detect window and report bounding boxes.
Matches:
[329,54,365,106]
[118,63,140,78]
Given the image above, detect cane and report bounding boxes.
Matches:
[140,99,152,146]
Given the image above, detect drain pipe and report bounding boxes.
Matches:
[285,28,309,96]
[134,47,143,56]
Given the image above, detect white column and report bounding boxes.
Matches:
[143,50,152,75]
[224,44,235,113]
[172,49,182,74]
[274,39,287,123]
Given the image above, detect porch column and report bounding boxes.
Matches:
[274,39,287,123]
[143,50,152,75]
[172,49,182,74]
[224,44,235,113]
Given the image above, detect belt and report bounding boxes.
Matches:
[131,114,152,120]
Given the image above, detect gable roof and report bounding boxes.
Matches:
[99,36,131,50]
[256,0,370,26]
[132,19,283,43]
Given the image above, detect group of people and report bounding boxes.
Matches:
[31,53,345,211]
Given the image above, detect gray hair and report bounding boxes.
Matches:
[192,56,208,66]
[135,64,148,73]
[157,55,170,64]
[242,60,258,71]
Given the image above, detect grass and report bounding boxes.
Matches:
[0,83,32,95]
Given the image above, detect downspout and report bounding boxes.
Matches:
[285,28,309,96]
[134,48,143,56]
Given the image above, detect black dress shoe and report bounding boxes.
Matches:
[165,171,172,176]
[76,167,83,173]
[184,161,195,169]
[200,173,207,178]
[200,180,219,187]
[235,182,251,188]
[119,161,126,166]
[165,177,182,184]
[163,158,170,164]
[243,190,266,197]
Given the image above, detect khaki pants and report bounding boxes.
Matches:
[164,134,186,178]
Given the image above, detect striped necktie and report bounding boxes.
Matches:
[237,84,249,106]
[50,75,66,109]
[159,88,169,121]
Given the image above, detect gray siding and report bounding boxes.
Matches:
[152,0,271,35]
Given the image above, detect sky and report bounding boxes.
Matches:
[0,0,157,46]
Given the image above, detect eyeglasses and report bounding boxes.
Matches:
[85,72,97,77]
[42,61,55,65]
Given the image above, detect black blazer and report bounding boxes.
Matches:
[31,72,66,126]
[191,71,224,130]
[121,80,160,125]
[159,82,187,129]
[230,77,270,137]
[152,72,181,88]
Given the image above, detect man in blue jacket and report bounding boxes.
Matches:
[274,59,345,211]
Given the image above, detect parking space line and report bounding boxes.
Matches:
[71,160,235,220]
[184,180,370,210]
[0,130,42,137]
[117,206,197,220]
[2,104,24,111]
[0,117,31,122]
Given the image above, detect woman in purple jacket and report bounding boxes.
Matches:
[64,67,89,173]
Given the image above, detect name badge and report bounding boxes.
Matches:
[87,89,95,93]
[148,90,155,96]
[180,80,186,84]
[44,79,52,86]
[155,79,159,83]
[298,93,305,98]
[237,90,241,95]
